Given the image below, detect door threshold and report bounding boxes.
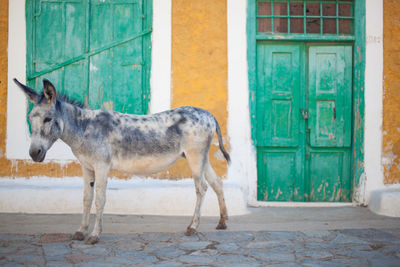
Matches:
[248,200,356,208]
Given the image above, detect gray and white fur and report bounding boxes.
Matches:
[14,78,229,244]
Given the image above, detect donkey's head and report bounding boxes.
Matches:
[14,79,64,162]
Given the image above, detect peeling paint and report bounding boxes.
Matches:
[213,149,225,161]
[353,172,367,204]
[317,183,323,193]
[275,188,282,200]
[382,150,397,171]
[102,101,114,111]
[336,187,341,201]
[89,62,98,71]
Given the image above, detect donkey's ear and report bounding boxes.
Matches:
[13,78,39,103]
[43,79,56,104]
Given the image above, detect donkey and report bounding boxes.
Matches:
[14,78,230,244]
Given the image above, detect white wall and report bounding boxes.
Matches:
[150,0,171,113]
[227,0,258,206]
[364,0,385,203]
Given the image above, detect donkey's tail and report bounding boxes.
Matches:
[214,118,231,164]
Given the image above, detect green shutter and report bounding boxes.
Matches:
[26,0,151,114]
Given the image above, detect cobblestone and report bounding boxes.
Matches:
[0,229,399,266]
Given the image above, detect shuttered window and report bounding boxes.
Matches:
[26,0,152,114]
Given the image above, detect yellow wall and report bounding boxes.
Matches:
[382,0,400,184]
[0,0,9,176]
[169,0,228,178]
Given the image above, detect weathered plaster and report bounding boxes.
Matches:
[0,1,8,139]
[382,0,400,184]
[170,0,228,178]
[0,0,10,176]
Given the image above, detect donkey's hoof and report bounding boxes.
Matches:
[216,222,227,230]
[185,227,197,236]
[72,231,85,241]
[86,236,99,245]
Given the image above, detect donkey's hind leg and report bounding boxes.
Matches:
[205,160,228,230]
[185,150,208,236]
[72,167,95,241]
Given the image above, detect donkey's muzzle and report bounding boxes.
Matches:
[29,146,46,162]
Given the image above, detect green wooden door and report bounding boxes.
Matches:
[256,43,353,202]
[307,45,353,201]
[26,0,151,114]
[256,43,304,201]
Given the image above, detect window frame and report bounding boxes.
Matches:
[256,0,355,41]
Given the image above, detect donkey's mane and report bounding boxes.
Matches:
[57,93,86,109]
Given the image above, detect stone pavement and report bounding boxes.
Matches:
[1,228,400,266]
[1,207,400,266]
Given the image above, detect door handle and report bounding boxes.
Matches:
[300,109,309,120]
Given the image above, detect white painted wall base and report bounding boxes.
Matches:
[0,177,248,216]
[369,185,400,217]
[247,200,354,208]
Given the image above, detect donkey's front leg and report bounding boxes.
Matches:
[86,165,109,245]
[72,167,95,241]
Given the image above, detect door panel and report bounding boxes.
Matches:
[308,151,351,201]
[257,150,297,201]
[308,46,352,147]
[256,44,301,147]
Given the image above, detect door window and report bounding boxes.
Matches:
[257,0,354,35]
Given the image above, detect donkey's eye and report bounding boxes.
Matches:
[43,117,52,123]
